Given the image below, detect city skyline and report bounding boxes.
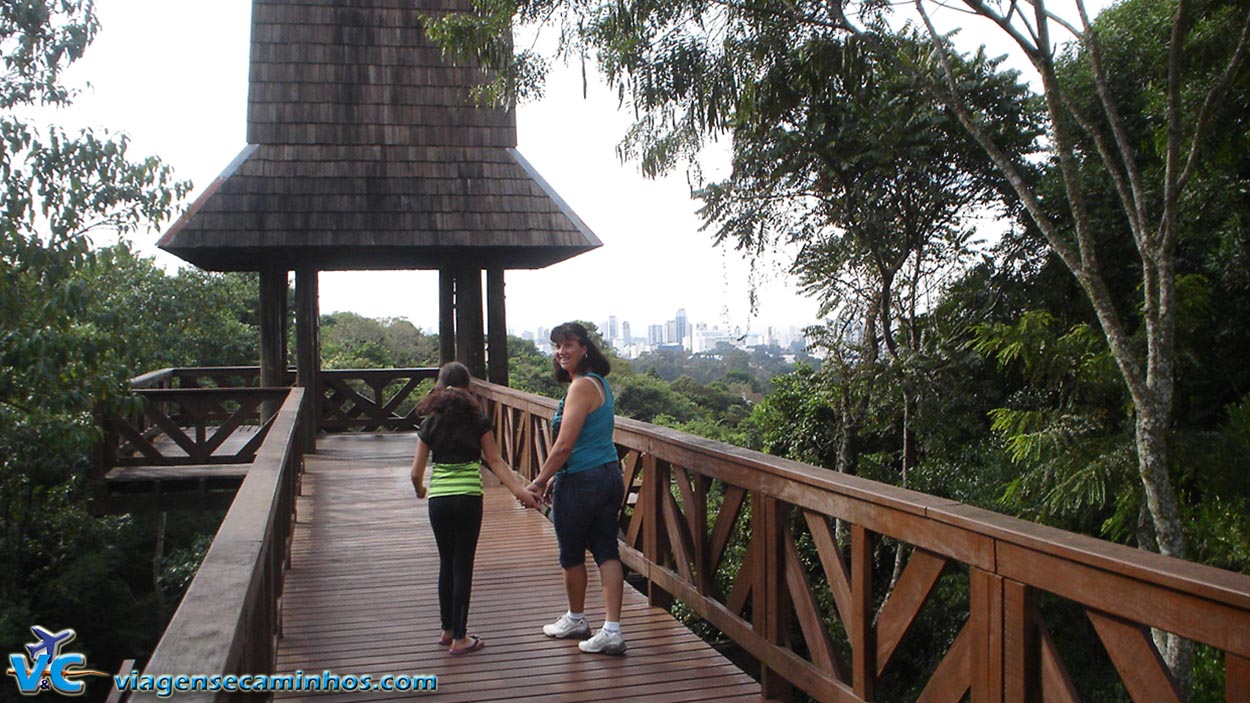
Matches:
[515,306,810,358]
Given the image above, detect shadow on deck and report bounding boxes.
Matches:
[274,433,760,702]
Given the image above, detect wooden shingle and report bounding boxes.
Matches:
[159,0,599,272]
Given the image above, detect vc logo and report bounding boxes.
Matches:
[6,626,108,697]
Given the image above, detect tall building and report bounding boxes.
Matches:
[648,324,665,345]
[608,315,618,341]
[675,308,688,349]
[621,321,631,345]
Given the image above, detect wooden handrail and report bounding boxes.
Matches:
[128,366,439,433]
[127,388,304,703]
[318,367,438,432]
[472,378,1250,702]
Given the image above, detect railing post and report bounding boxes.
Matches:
[1229,653,1250,703]
[642,454,673,609]
[755,494,794,702]
[1003,579,1039,703]
[851,524,876,701]
[971,568,1005,703]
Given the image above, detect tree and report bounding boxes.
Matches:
[320,312,439,370]
[2,0,192,673]
[426,0,1250,684]
[78,244,260,370]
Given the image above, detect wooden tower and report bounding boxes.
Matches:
[158,0,599,447]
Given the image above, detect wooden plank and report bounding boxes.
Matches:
[104,659,134,703]
[1086,610,1181,703]
[1038,620,1080,703]
[935,502,1250,618]
[1003,580,1038,703]
[784,524,844,679]
[804,509,853,626]
[709,484,748,571]
[105,464,250,482]
[274,433,758,703]
[971,568,1004,703]
[1228,652,1250,703]
[876,548,947,676]
[998,539,1250,655]
[851,524,875,700]
[916,623,972,703]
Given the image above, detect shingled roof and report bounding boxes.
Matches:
[158,0,600,272]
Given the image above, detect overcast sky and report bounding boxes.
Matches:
[46,0,822,337]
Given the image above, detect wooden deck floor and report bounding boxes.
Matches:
[274,433,761,702]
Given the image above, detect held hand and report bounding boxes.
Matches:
[414,483,427,500]
[525,480,549,506]
[515,489,540,510]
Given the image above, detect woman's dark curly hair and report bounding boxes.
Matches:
[550,322,611,383]
[415,361,480,418]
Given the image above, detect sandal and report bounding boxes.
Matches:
[449,635,485,655]
[437,634,453,646]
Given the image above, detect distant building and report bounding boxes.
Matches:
[675,308,688,350]
[692,326,736,353]
[608,315,618,341]
[621,321,631,345]
[648,324,665,345]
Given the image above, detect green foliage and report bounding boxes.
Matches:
[614,372,700,423]
[506,334,563,398]
[630,342,812,391]
[752,365,841,467]
[76,244,260,369]
[0,0,251,685]
[429,0,1250,694]
[320,312,439,370]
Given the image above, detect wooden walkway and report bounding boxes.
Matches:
[274,433,761,702]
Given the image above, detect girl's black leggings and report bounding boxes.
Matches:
[427,494,483,639]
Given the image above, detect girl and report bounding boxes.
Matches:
[411,362,539,655]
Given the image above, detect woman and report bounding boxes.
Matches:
[411,361,539,655]
[525,322,627,655]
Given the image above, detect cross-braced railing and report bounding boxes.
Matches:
[472,379,1250,703]
[318,367,437,432]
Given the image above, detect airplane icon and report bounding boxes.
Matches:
[25,626,76,660]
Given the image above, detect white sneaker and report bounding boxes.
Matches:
[578,628,627,655]
[543,614,590,639]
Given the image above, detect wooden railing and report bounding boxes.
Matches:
[473,379,1250,703]
[100,387,290,467]
[127,387,304,702]
[114,366,438,437]
[317,367,437,432]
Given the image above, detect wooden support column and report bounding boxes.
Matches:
[258,267,288,417]
[1229,653,1250,703]
[971,569,1005,703]
[454,267,485,378]
[294,265,320,453]
[1003,580,1039,703]
[756,494,794,703]
[642,455,673,609]
[851,524,876,701]
[486,266,508,386]
[439,268,455,365]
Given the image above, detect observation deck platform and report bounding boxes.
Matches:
[273,433,761,702]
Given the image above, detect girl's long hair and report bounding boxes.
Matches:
[416,361,480,419]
